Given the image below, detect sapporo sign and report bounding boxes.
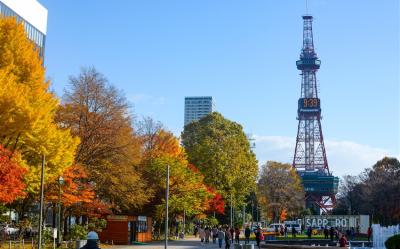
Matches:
[304,215,360,228]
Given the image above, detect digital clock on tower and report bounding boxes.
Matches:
[298,98,321,112]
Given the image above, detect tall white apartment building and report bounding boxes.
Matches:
[0,0,47,57]
[184,96,215,126]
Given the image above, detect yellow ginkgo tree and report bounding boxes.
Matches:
[0,17,79,194]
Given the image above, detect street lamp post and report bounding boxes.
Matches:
[38,155,45,249]
[230,194,233,228]
[56,176,64,247]
[165,165,170,249]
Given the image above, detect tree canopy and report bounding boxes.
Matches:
[334,157,400,225]
[56,67,148,211]
[138,119,210,219]
[257,161,305,222]
[181,112,258,206]
[0,17,79,194]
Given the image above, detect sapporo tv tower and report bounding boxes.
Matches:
[292,15,339,214]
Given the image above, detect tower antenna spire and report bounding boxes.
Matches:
[306,0,308,14]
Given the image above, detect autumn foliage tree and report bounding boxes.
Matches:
[45,164,110,230]
[205,187,225,215]
[46,165,95,207]
[334,157,400,225]
[56,67,148,211]
[0,146,26,204]
[138,119,210,225]
[257,161,305,223]
[0,17,79,196]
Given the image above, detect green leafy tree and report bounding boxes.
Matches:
[257,161,305,222]
[181,112,258,206]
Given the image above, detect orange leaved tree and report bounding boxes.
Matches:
[0,146,27,204]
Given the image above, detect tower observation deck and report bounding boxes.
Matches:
[292,15,339,213]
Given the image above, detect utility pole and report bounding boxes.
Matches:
[165,165,170,249]
[183,209,185,239]
[230,194,233,228]
[38,154,45,249]
[243,204,245,229]
[256,206,259,223]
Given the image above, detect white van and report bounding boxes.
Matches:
[265,223,284,233]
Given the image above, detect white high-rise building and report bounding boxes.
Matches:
[184,96,215,126]
[0,0,47,57]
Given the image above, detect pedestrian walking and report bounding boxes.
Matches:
[255,227,263,249]
[339,235,348,247]
[218,227,225,248]
[350,227,355,241]
[175,226,179,240]
[205,227,210,243]
[199,227,206,245]
[244,226,251,244]
[367,226,372,242]
[307,227,312,239]
[235,227,240,244]
[284,226,288,238]
[324,227,329,239]
[230,227,235,244]
[225,228,232,249]
[212,226,218,244]
[80,231,100,249]
[329,227,334,241]
[292,226,297,238]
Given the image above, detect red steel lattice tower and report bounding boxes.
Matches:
[293,15,338,213]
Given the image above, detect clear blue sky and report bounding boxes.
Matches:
[40,0,399,176]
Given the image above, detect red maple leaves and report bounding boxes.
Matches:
[206,187,225,214]
[0,146,26,203]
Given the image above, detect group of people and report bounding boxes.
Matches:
[276,225,298,238]
[194,225,264,248]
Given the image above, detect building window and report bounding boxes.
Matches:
[136,221,147,232]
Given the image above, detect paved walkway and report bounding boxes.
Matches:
[112,237,258,249]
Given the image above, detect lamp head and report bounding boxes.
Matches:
[57,176,64,185]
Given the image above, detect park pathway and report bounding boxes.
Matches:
[112,237,258,249]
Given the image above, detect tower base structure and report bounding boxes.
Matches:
[299,172,339,214]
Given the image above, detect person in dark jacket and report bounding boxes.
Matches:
[229,227,235,244]
[244,226,251,244]
[329,227,334,241]
[307,227,312,239]
[217,228,225,248]
[80,231,100,249]
[225,228,231,249]
[324,227,329,239]
[255,227,262,249]
[234,227,240,244]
